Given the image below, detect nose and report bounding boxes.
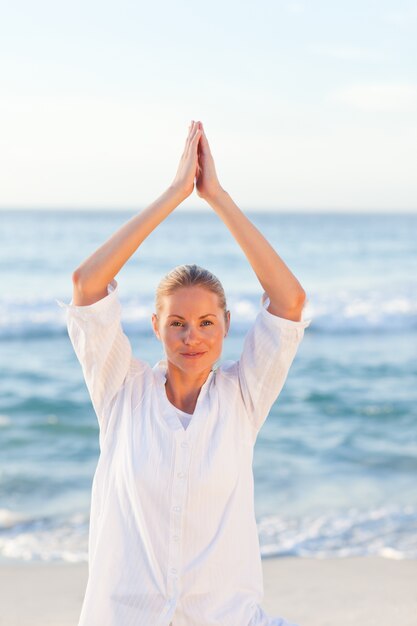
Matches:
[183,324,202,346]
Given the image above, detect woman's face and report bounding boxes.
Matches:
[152,286,230,375]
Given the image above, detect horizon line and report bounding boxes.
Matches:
[1,206,416,215]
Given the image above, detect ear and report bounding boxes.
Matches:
[224,310,231,337]
[151,313,161,341]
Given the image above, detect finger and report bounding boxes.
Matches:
[185,127,201,156]
[197,122,210,150]
[184,121,194,145]
[184,120,194,141]
[191,124,202,144]
[184,120,196,152]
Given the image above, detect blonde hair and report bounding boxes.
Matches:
[155,264,228,320]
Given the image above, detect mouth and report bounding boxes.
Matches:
[180,352,207,358]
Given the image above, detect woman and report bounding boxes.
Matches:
[57,121,311,626]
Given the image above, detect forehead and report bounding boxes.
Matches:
[160,286,221,314]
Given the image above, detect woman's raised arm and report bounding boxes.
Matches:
[196,121,306,321]
[72,122,202,306]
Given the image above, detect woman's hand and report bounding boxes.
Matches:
[196,122,225,202]
[170,121,202,200]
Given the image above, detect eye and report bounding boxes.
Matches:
[169,320,214,327]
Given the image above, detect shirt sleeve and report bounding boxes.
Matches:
[55,278,133,430]
[237,295,311,434]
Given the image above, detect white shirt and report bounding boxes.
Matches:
[56,279,311,626]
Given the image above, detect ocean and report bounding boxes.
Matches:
[1,209,416,562]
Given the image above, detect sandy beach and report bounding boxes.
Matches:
[0,556,415,626]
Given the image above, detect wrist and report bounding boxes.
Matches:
[167,184,190,203]
[203,187,228,206]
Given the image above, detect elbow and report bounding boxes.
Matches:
[290,288,307,310]
[71,268,112,300]
[297,288,307,305]
[288,290,308,321]
[72,268,89,290]
[266,288,307,311]
[72,268,82,285]
[267,290,308,322]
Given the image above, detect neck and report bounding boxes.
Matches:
[164,361,213,414]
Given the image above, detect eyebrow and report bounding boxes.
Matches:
[167,314,217,319]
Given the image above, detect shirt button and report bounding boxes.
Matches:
[170,567,178,575]
[181,442,188,448]
[177,471,185,479]
[173,505,181,512]
[173,535,180,542]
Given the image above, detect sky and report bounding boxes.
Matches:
[0,0,416,212]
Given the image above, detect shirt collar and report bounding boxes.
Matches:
[153,359,217,434]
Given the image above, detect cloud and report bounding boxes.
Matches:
[327,83,417,113]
